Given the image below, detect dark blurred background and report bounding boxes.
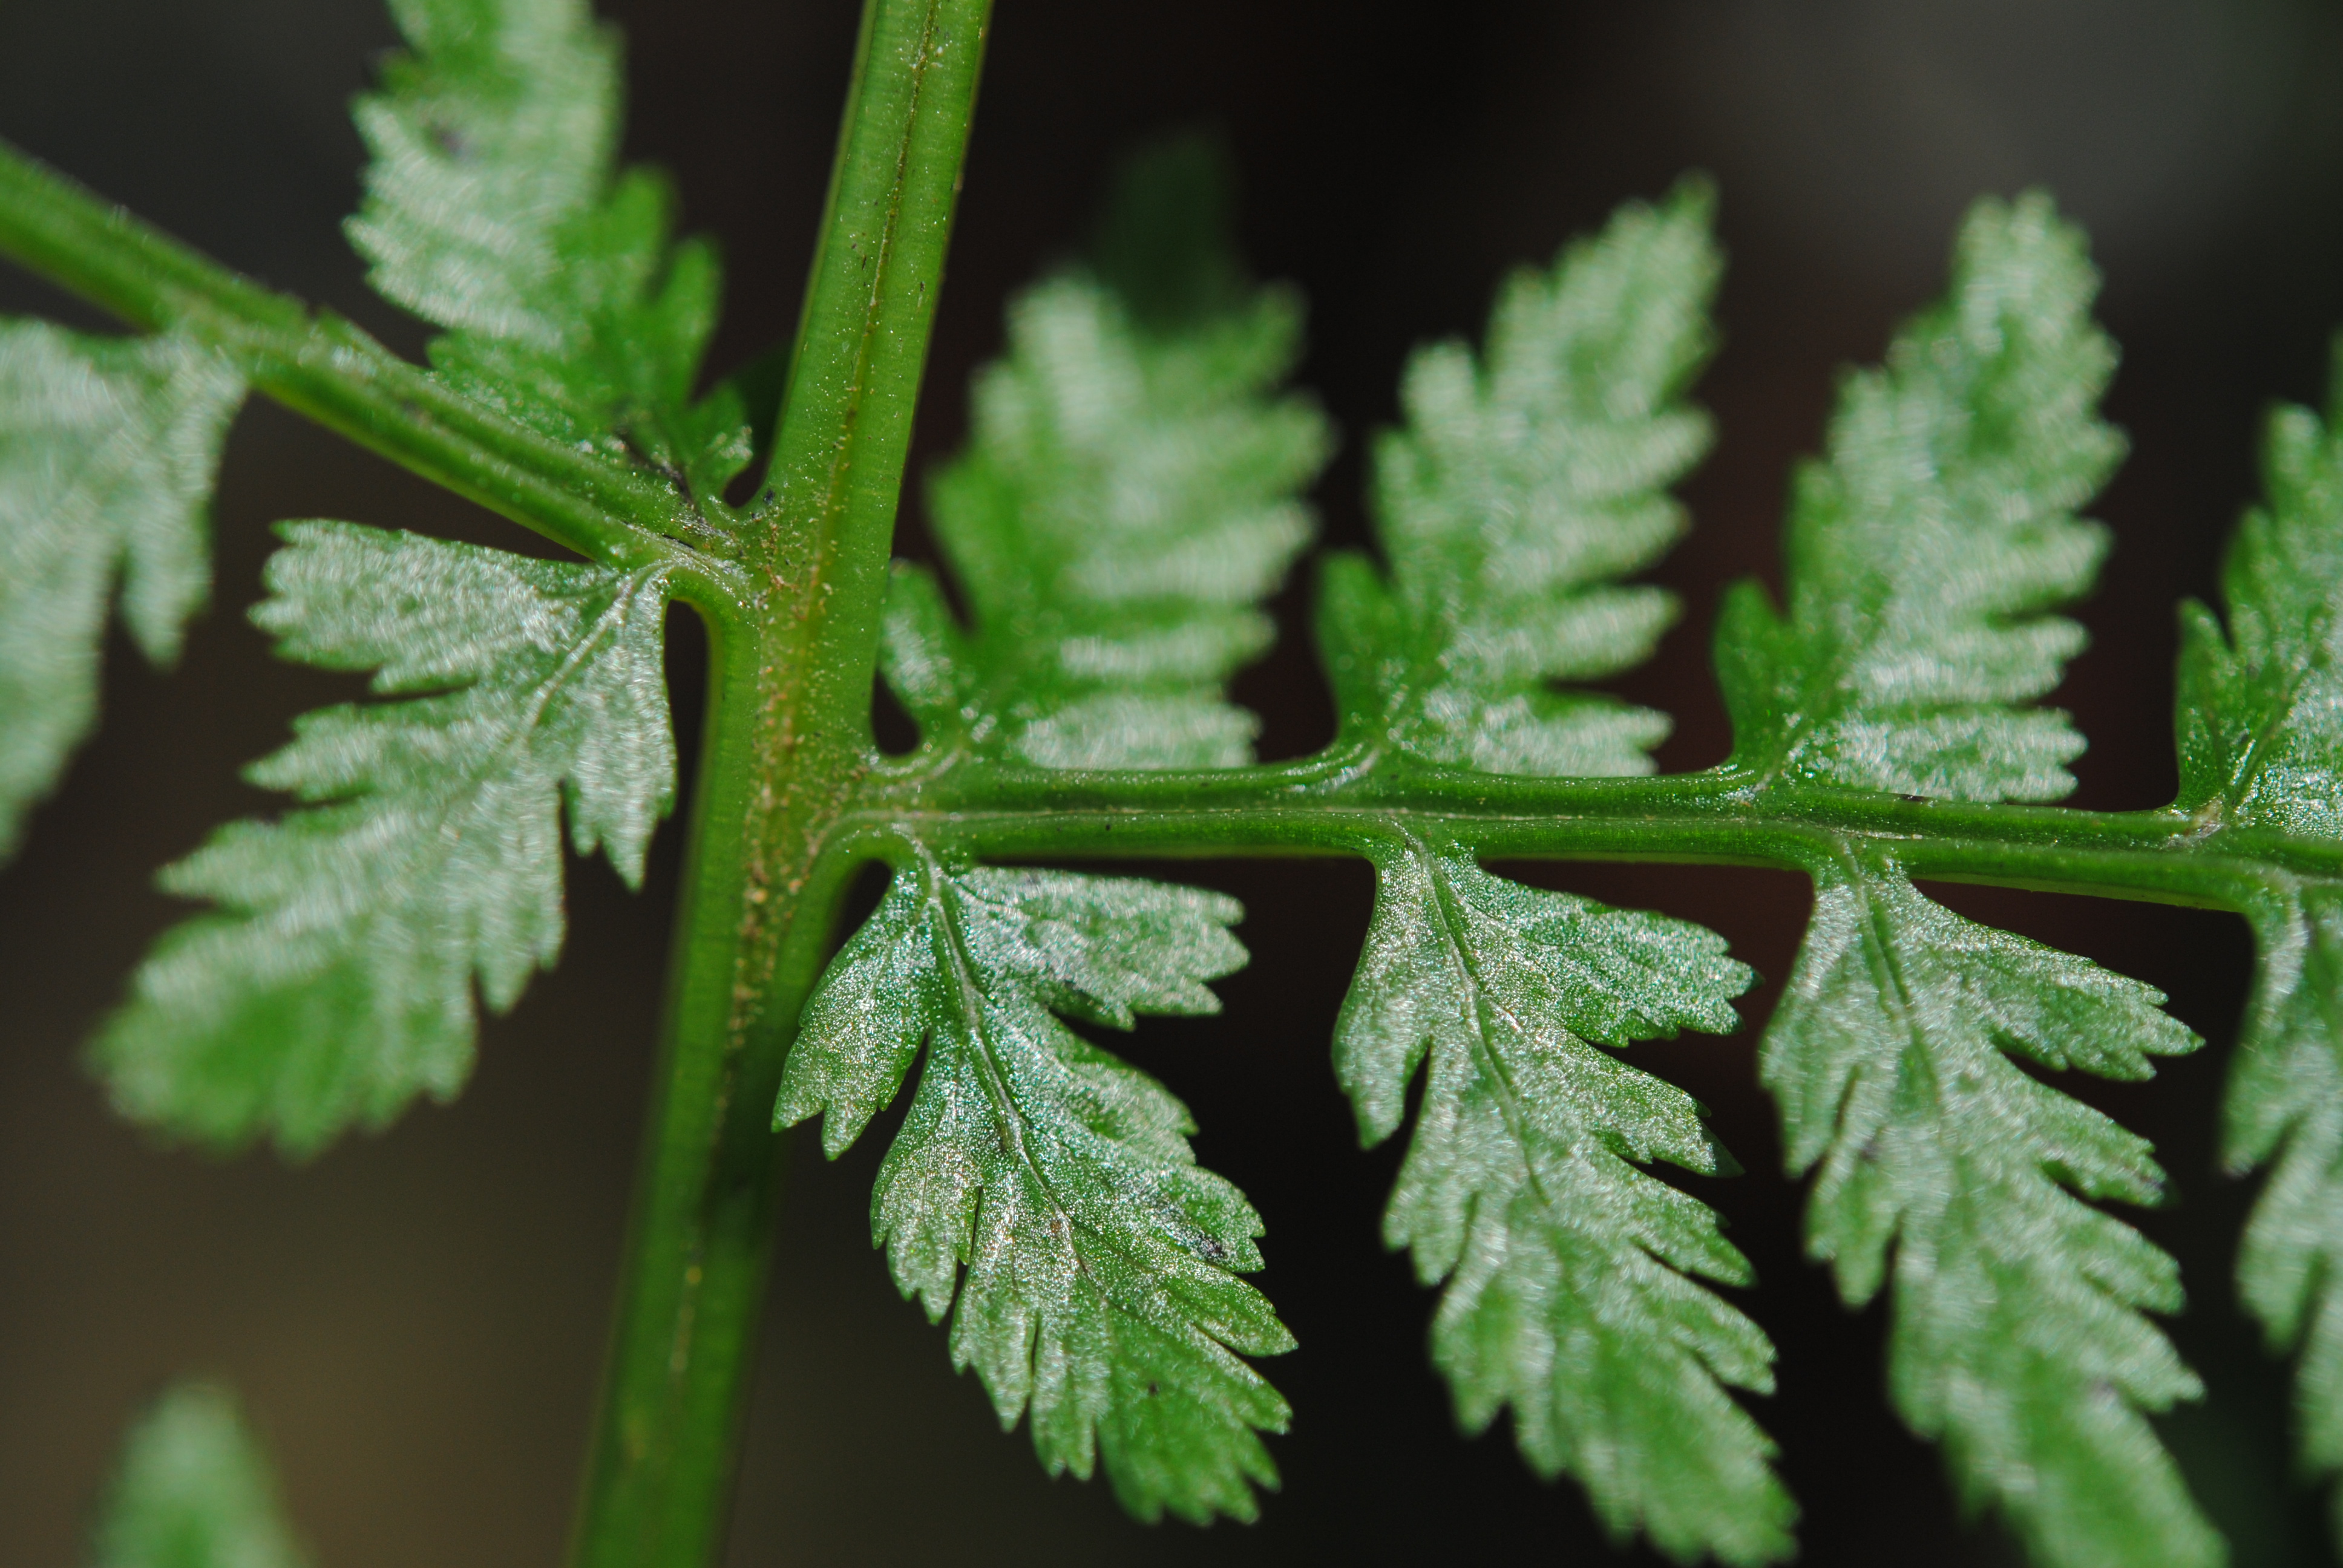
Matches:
[6,1,2343,1563]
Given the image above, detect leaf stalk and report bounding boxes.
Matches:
[842,756,2339,908]
[566,0,992,1561]
[0,138,742,603]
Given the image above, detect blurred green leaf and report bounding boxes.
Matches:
[96,521,673,1156]
[0,322,242,858]
[882,142,1331,768]
[2178,351,2343,1550]
[93,1382,307,1568]
[1318,180,1719,777]
[1717,192,2122,801]
[349,0,750,512]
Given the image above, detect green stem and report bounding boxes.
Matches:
[568,1,991,1562]
[0,139,736,598]
[841,754,2340,907]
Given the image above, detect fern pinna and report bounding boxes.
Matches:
[1,0,2339,1564]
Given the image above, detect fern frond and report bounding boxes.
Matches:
[1317,179,1719,777]
[2178,362,2343,834]
[2226,890,2343,1548]
[95,521,673,1156]
[1717,192,2122,802]
[349,0,749,506]
[777,859,1293,1523]
[2177,356,2343,1547]
[1764,859,2218,1568]
[1334,841,1792,1565]
[0,322,243,857]
[93,1381,307,1568]
[881,140,1331,768]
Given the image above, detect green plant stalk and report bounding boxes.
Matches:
[568,1,991,1563]
[0,139,739,603]
[844,754,2340,907]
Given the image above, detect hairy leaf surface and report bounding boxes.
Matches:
[778,860,1292,1523]
[96,521,673,1156]
[882,143,1330,768]
[0,322,243,857]
[1765,860,2217,1568]
[2177,368,2343,1544]
[1317,181,1718,776]
[1334,841,1791,1566]
[1717,192,2122,801]
[349,0,750,509]
[2178,369,2343,835]
[94,1381,307,1568]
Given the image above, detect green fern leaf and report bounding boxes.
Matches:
[1717,192,2122,802]
[777,859,1293,1523]
[0,322,243,857]
[94,521,673,1156]
[2177,364,2343,834]
[1316,180,1719,777]
[880,143,1331,768]
[93,1380,308,1568]
[2226,889,2343,1548]
[349,0,748,506]
[1764,858,2218,1568]
[1332,840,1791,1565]
[2175,358,2343,1546]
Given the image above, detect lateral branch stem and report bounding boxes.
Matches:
[0,137,744,606]
[838,754,2330,911]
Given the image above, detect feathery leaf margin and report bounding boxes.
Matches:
[778,854,1293,1524]
[1764,855,2218,1568]
[1334,837,1792,1565]
[95,521,675,1157]
[1319,177,1720,778]
[1717,191,2122,802]
[0,322,243,858]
